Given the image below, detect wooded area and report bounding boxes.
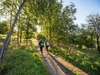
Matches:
[0,0,100,75]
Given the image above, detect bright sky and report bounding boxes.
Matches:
[62,0,100,26]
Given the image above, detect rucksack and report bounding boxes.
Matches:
[46,42,49,46]
[40,42,44,46]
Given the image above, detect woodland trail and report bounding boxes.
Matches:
[33,39,88,75]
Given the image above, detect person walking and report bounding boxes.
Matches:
[45,40,50,51]
[38,39,44,54]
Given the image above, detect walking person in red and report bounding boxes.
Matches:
[38,39,44,54]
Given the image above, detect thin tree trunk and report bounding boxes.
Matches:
[26,22,29,45]
[9,8,13,45]
[17,24,20,45]
[20,29,22,43]
[97,35,100,52]
[90,34,93,50]
[48,12,52,43]
[0,0,27,62]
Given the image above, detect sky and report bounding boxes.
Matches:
[62,0,100,26]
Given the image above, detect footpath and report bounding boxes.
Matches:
[33,39,88,75]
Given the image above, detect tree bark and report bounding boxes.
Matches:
[20,29,22,43]
[97,35,100,52]
[17,23,20,45]
[0,0,27,62]
[26,22,29,45]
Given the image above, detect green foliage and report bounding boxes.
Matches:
[86,13,100,51]
[72,25,96,49]
[37,34,46,41]
[21,21,37,39]
[0,45,50,75]
[49,46,100,75]
[0,22,9,34]
[1,0,77,47]
[85,37,95,49]
[46,2,77,44]
[0,34,6,45]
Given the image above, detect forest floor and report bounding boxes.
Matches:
[33,39,88,75]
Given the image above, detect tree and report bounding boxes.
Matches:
[52,2,77,47]
[0,0,27,62]
[87,13,100,52]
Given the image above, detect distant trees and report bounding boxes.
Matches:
[78,26,95,49]
[72,13,100,52]
[67,22,96,50]
[87,13,100,52]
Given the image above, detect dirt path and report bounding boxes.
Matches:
[33,39,88,75]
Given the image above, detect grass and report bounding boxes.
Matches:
[49,46,100,75]
[0,44,50,75]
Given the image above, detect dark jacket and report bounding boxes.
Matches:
[39,41,44,47]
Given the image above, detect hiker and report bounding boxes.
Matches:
[38,39,44,54]
[45,40,50,51]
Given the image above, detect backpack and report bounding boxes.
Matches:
[40,42,44,47]
[46,42,49,46]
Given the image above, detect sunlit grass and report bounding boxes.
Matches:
[0,34,6,38]
[0,45,50,75]
[0,34,5,45]
[49,46,100,75]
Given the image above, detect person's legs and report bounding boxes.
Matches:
[41,46,44,54]
[40,46,42,53]
[46,46,48,51]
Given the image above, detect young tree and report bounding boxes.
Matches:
[0,0,27,62]
[52,2,77,46]
[87,13,100,52]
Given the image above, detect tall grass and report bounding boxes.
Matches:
[49,46,100,75]
[0,45,50,75]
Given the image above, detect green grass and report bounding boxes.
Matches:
[0,34,6,46]
[0,34,6,38]
[0,45,50,75]
[49,46,100,75]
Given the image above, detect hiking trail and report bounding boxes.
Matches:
[33,39,88,75]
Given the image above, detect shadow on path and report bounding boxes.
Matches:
[40,50,74,75]
[48,53,74,75]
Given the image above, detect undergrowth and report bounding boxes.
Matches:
[0,45,50,75]
[49,46,100,75]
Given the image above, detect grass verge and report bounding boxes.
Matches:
[49,46,100,75]
[0,45,50,75]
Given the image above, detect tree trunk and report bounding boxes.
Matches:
[97,35,100,52]
[20,29,22,44]
[17,24,20,45]
[48,12,52,43]
[0,0,27,62]
[9,7,13,45]
[49,24,52,42]
[26,22,29,45]
[90,34,93,50]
